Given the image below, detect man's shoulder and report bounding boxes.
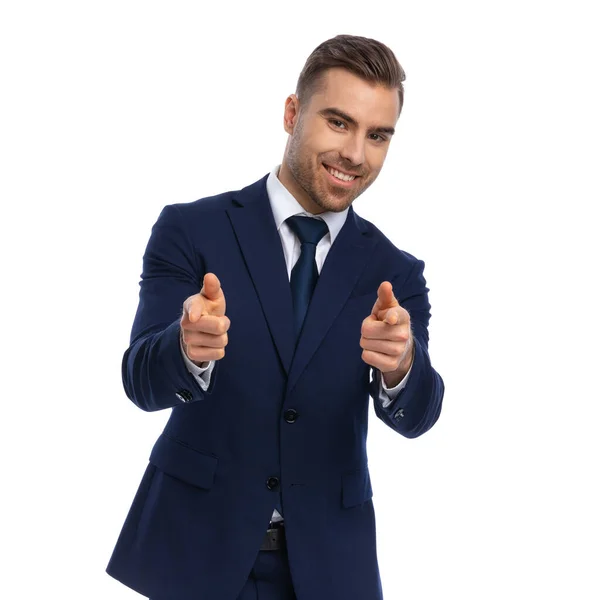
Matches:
[169,173,269,217]
[170,189,236,216]
[352,209,422,268]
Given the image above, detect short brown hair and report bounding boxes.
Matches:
[295,34,406,113]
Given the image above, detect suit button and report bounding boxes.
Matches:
[176,389,193,403]
[266,476,280,491]
[284,409,298,423]
[394,408,405,419]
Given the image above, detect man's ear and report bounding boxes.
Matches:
[283,94,300,134]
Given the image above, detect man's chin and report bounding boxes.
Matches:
[318,197,354,213]
[326,187,361,209]
[308,181,358,213]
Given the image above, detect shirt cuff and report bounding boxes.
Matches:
[179,334,215,392]
[378,362,413,408]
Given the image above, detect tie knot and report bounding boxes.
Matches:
[286,215,329,246]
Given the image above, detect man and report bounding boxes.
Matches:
[107,34,444,600]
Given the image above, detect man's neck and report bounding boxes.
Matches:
[277,160,324,215]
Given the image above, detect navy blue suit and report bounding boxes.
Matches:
[106,173,444,599]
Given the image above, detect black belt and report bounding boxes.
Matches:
[261,521,286,551]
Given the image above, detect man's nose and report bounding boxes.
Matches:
[339,134,365,167]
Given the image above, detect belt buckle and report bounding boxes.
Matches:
[262,521,285,551]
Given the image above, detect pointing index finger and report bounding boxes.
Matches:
[185,313,230,334]
[186,295,206,323]
[384,309,399,325]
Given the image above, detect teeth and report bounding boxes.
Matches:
[327,166,356,182]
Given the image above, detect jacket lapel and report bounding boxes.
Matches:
[227,175,296,376]
[286,206,377,394]
[226,174,378,389]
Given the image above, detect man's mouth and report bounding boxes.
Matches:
[322,163,361,186]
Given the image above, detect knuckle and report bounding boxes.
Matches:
[393,330,407,342]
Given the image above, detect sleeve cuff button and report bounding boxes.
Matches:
[176,389,193,403]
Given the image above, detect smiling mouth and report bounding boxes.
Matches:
[322,163,361,184]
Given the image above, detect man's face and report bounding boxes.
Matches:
[281,67,400,214]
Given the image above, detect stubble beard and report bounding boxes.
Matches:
[286,130,369,214]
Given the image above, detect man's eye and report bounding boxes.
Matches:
[369,133,385,142]
[330,119,346,129]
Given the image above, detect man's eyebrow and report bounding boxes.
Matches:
[318,107,395,136]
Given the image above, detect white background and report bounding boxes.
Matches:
[1,1,599,598]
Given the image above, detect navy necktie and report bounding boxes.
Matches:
[286,215,329,342]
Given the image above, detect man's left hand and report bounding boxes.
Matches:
[360,281,414,388]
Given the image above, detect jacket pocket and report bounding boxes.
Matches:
[341,466,373,508]
[149,433,218,490]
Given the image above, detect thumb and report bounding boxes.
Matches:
[199,272,226,316]
[374,281,399,308]
[200,272,222,300]
[371,281,399,321]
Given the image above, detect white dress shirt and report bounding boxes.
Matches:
[179,165,412,521]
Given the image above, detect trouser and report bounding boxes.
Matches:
[150,522,296,600]
[235,524,296,599]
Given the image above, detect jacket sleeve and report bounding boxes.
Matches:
[369,258,444,438]
[121,204,220,411]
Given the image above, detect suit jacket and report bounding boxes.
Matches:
[106,173,444,600]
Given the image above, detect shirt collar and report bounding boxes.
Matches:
[266,164,349,244]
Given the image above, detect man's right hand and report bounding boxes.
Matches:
[180,273,230,366]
